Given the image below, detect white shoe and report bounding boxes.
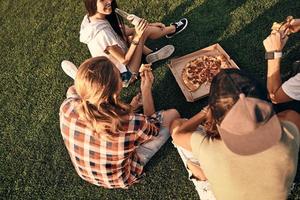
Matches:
[61,60,78,80]
[145,45,175,64]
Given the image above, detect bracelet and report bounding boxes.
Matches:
[131,40,139,45]
[265,51,282,60]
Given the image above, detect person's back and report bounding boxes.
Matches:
[59,56,180,188]
[191,120,299,200]
[60,95,152,188]
[171,69,300,199]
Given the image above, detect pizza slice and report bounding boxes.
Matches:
[181,68,200,92]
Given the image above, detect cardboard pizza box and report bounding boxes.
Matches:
[168,43,239,102]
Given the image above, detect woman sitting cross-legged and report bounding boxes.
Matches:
[59,56,180,188]
[80,0,188,86]
[171,69,300,200]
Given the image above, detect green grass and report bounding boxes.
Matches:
[1,0,300,199]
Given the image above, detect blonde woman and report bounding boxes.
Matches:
[59,56,179,188]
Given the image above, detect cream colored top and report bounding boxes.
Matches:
[191,121,299,200]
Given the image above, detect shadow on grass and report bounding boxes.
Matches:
[150,0,300,199]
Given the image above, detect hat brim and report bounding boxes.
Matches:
[218,114,282,155]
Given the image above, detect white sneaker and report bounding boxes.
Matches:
[145,45,175,64]
[61,60,78,80]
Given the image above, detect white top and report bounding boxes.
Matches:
[80,15,128,73]
[282,73,300,100]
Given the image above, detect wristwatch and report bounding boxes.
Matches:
[265,51,282,60]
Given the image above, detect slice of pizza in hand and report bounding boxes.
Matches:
[271,16,294,37]
[139,64,152,75]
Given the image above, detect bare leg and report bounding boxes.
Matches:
[187,160,208,181]
[144,25,176,40]
[127,36,146,73]
[128,35,153,55]
[162,109,181,129]
[143,45,153,55]
[127,25,176,72]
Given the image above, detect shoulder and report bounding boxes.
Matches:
[60,97,80,119]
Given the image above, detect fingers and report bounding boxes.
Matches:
[143,70,154,83]
[137,19,148,31]
[263,31,287,51]
[146,123,159,136]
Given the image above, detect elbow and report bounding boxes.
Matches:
[122,56,131,65]
[170,119,183,136]
[269,93,285,104]
[122,59,130,65]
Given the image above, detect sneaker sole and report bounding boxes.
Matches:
[61,60,78,80]
[166,18,188,39]
[145,45,175,64]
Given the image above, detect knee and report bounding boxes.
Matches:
[170,118,183,136]
[277,109,298,119]
[168,109,181,119]
[162,109,181,130]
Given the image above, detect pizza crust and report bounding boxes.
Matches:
[181,55,230,92]
[139,64,152,73]
[181,68,200,92]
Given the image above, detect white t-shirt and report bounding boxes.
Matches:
[80,15,128,73]
[282,73,300,100]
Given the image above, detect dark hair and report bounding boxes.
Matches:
[204,69,268,139]
[84,0,126,41]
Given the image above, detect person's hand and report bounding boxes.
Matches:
[130,92,142,111]
[263,31,288,52]
[134,18,148,38]
[145,122,159,136]
[140,69,154,92]
[290,18,300,33]
[149,22,165,30]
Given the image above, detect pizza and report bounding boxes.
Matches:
[139,64,152,74]
[271,16,294,36]
[181,55,231,92]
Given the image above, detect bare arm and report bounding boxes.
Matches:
[140,69,155,116]
[263,31,291,103]
[171,108,208,151]
[266,59,292,103]
[107,19,148,65]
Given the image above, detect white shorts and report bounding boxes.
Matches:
[173,143,216,200]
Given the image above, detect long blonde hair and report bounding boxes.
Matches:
[75,56,132,135]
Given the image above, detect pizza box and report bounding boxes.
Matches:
[168,43,239,102]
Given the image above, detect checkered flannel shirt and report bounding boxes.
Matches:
[59,86,159,188]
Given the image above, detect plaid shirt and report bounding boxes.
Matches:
[59,86,159,188]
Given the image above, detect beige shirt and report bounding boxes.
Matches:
[191,121,299,200]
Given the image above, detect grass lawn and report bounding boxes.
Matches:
[1,0,300,199]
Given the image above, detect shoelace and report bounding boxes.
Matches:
[175,20,184,27]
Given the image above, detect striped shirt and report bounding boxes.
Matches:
[59,86,159,188]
